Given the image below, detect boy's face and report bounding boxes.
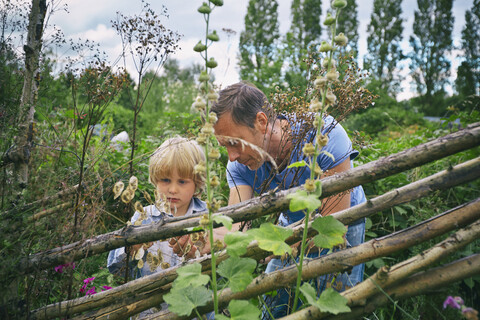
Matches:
[156,168,196,217]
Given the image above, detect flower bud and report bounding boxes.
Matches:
[208,148,221,160]
[194,162,207,174]
[199,71,210,82]
[314,77,328,90]
[207,91,219,102]
[302,142,315,157]
[193,41,207,52]
[201,123,214,135]
[196,133,208,145]
[304,179,316,192]
[326,68,339,81]
[199,214,210,228]
[319,41,333,52]
[192,96,206,112]
[323,13,335,26]
[207,30,219,41]
[206,58,218,69]
[314,165,323,178]
[210,0,223,6]
[332,0,347,9]
[317,133,329,147]
[208,112,218,123]
[322,58,335,68]
[213,239,224,251]
[334,33,348,46]
[325,90,337,105]
[197,2,211,14]
[309,98,322,112]
[210,175,220,188]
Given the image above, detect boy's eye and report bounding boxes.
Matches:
[160,178,170,183]
[178,180,187,184]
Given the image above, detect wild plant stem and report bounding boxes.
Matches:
[292,208,312,312]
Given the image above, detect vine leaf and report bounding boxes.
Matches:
[173,263,210,289]
[213,214,233,230]
[217,257,257,292]
[224,232,254,257]
[287,190,322,213]
[164,285,212,316]
[287,160,307,168]
[216,299,261,320]
[247,223,293,256]
[311,216,347,249]
[300,283,350,315]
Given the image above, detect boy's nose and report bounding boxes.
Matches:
[168,184,178,194]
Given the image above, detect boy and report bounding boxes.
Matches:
[107,136,207,281]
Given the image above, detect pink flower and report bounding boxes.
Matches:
[102,286,112,291]
[54,262,75,273]
[86,287,97,295]
[443,296,464,310]
[83,277,95,284]
[55,265,64,273]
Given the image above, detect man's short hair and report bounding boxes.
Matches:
[149,136,205,193]
[212,81,275,128]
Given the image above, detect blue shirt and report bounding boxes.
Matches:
[226,115,366,226]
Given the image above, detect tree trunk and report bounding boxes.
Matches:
[4,0,46,200]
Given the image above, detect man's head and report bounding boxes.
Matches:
[212,82,277,170]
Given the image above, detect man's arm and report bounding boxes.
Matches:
[320,158,351,216]
[213,185,254,239]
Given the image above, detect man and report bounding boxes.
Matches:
[212,82,366,318]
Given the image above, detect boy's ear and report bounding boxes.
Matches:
[255,112,268,134]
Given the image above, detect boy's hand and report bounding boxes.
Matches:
[169,235,197,260]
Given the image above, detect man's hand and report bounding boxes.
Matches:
[169,233,208,260]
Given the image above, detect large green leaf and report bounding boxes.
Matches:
[247,223,293,256]
[217,257,257,292]
[216,300,261,320]
[300,283,350,315]
[164,285,212,316]
[173,263,210,289]
[224,231,254,257]
[311,216,347,249]
[287,190,322,213]
[213,214,233,230]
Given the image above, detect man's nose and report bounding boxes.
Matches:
[227,147,239,162]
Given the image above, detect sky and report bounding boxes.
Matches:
[46,0,474,100]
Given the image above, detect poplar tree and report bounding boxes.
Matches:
[455,0,480,96]
[364,0,404,95]
[238,0,281,91]
[284,0,322,90]
[336,0,359,58]
[409,0,454,100]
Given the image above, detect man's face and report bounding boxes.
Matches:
[214,112,268,170]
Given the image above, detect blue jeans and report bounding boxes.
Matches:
[262,219,365,319]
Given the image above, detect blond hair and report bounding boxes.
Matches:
[149,137,205,194]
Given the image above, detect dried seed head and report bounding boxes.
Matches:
[213,239,224,251]
[137,259,144,269]
[200,214,210,228]
[325,90,337,106]
[326,68,339,81]
[314,77,328,90]
[192,96,206,112]
[143,190,153,204]
[113,181,124,200]
[196,133,208,145]
[161,262,170,269]
[319,40,333,52]
[129,176,138,191]
[121,188,135,204]
[135,247,145,260]
[134,201,144,214]
[314,165,323,178]
[208,111,218,123]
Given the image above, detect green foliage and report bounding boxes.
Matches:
[311,216,347,249]
[247,223,293,256]
[224,232,254,257]
[287,189,322,213]
[217,257,257,292]
[216,300,261,320]
[164,285,212,316]
[409,0,454,99]
[364,0,404,95]
[213,214,233,230]
[300,283,351,315]
[334,0,359,57]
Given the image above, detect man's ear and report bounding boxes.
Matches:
[255,112,268,134]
